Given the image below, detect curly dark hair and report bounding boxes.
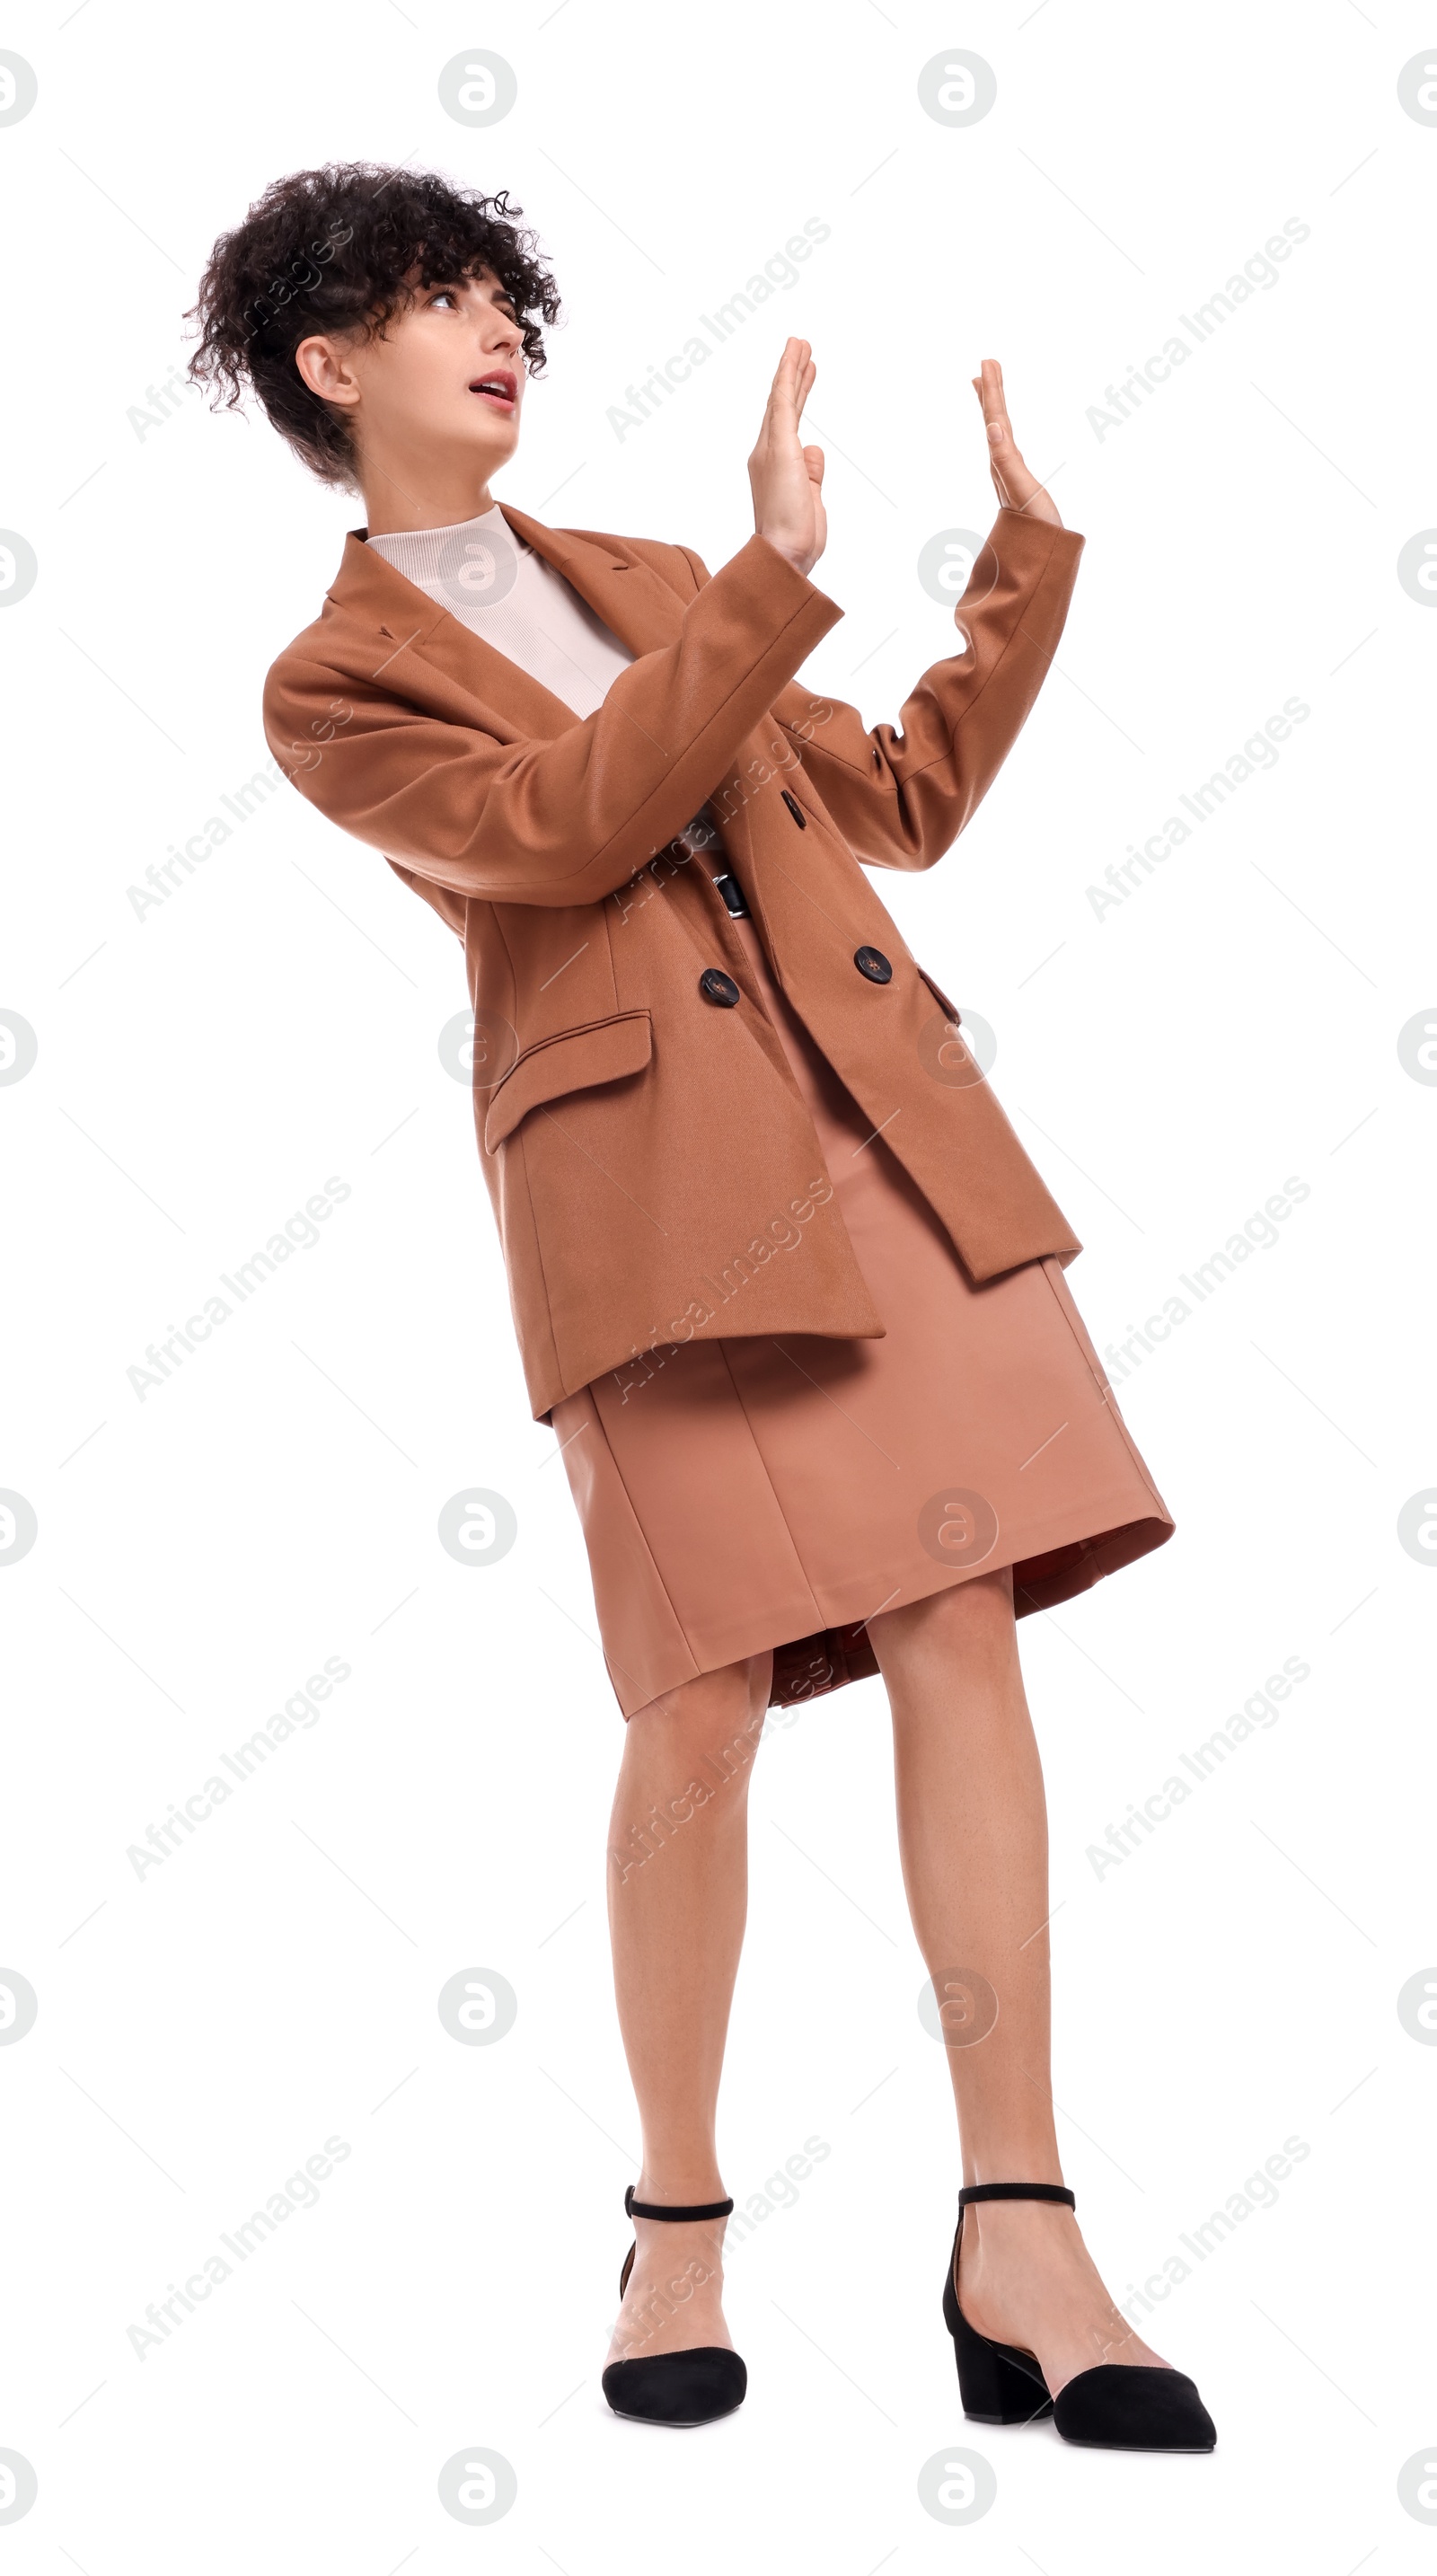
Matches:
[187,162,561,490]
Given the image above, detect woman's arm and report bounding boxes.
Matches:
[768,504,1084,870]
[263,342,839,910]
[727,358,1082,872]
[263,528,841,910]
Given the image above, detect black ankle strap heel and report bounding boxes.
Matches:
[960,2182,1077,2210]
[602,2186,746,2429]
[624,2183,735,2224]
[942,2182,1217,2452]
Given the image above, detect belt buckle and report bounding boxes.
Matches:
[712,870,750,919]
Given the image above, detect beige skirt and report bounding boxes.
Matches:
[551,908,1173,1718]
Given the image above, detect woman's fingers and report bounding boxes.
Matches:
[970,357,1062,525]
[770,337,806,401]
[750,339,825,574]
[767,339,814,437]
[974,357,1014,455]
[974,362,1020,507]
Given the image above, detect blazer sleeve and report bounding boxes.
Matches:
[745,507,1084,870]
[262,533,842,909]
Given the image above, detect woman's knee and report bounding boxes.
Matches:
[868,1567,1017,1672]
[610,1656,771,1884]
[626,1651,772,1779]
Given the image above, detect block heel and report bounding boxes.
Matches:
[942,2205,1054,2424]
[942,2182,1217,2452]
[601,2184,746,2429]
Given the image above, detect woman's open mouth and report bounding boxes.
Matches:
[470,369,517,412]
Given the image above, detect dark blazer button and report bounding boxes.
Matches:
[699,967,741,1008]
[780,789,807,828]
[854,946,893,984]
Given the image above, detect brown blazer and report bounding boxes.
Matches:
[262,502,1085,1422]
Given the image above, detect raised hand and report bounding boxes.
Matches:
[749,339,827,577]
[971,359,1062,526]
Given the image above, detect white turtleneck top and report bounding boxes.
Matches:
[367,498,728,883]
[366,501,635,719]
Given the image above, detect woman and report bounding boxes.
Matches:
[191,163,1214,2451]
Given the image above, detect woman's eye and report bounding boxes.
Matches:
[431,288,458,309]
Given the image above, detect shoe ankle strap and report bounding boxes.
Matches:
[957,2182,1076,2211]
[625,2183,735,2222]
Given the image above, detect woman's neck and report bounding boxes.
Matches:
[361,476,498,538]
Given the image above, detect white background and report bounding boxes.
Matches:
[3,0,1433,2565]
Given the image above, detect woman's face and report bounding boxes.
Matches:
[296,263,526,491]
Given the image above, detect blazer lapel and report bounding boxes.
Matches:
[325,505,686,737]
[497,503,685,660]
[505,511,788,954]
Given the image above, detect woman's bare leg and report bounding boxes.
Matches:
[603,1648,772,2369]
[868,1571,1168,2395]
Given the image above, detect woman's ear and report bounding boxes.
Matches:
[294,333,360,410]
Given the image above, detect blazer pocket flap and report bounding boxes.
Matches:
[483,1009,653,1151]
[917,965,961,1025]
